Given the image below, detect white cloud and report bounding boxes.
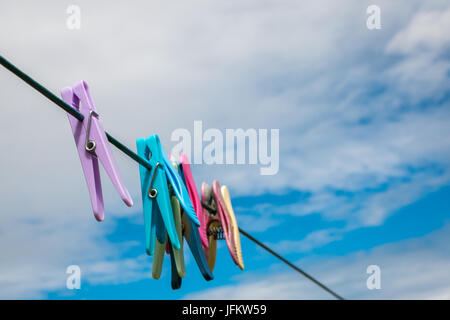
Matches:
[386,9,450,54]
[267,228,343,254]
[235,205,282,232]
[186,224,450,299]
[83,254,152,286]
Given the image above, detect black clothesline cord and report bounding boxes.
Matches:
[0,54,344,300]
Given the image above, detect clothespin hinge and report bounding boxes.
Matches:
[148,162,161,199]
[85,110,99,153]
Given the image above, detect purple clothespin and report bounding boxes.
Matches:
[61,81,133,221]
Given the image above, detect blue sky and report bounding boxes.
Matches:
[1,0,450,299]
[46,185,450,299]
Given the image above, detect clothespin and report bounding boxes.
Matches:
[170,156,213,285]
[151,195,185,285]
[180,207,214,282]
[151,158,212,289]
[178,152,209,249]
[136,134,200,255]
[61,81,133,221]
[201,181,244,271]
[168,240,183,289]
[167,194,186,290]
[176,156,214,282]
[221,185,244,269]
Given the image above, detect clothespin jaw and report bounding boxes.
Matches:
[221,185,244,270]
[61,81,133,222]
[182,211,214,281]
[152,234,166,280]
[168,195,186,290]
[201,181,244,271]
[152,195,186,283]
[178,152,209,249]
[169,196,186,278]
[168,242,183,290]
[136,134,180,254]
[170,156,213,282]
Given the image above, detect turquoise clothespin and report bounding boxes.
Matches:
[137,134,180,255]
[161,156,213,289]
[137,134,200,255]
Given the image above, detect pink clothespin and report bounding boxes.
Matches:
[179,152,209,249]
[61,81,133,221]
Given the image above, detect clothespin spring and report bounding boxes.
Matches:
[148,162,161,199]
[207,225,224,240]
[85,110,99,153]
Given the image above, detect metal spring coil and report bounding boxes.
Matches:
[207,225,224,240]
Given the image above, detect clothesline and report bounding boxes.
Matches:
[0,54,344,300]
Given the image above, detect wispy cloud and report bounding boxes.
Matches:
[1,0,450,298]
[267,228,343,254]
